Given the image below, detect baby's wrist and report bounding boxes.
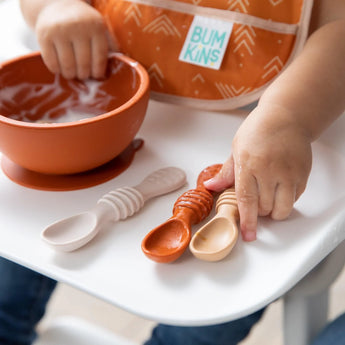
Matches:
[254,101,314,142]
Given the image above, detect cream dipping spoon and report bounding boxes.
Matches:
[41,167,186,252]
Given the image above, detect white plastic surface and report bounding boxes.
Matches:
[33,317,138,345]
[1,0,345,327]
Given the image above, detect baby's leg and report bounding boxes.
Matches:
[0,257,57,345]
[310,312,345,345]
[144,308,266,345]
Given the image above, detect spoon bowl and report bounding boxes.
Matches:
[142,218,190,263]
[42,209,106,252]
[189,188,239,262]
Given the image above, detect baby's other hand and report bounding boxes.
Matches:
[205,105,313,242]
[35,0,110,80]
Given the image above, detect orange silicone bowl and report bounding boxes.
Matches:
[0,51,149,175]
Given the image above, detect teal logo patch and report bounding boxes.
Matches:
[179,16,233,70]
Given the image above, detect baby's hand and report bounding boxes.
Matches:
[205,105,313,241]
[35,0,110,80]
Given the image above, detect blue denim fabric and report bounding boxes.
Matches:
[144,308,266,345]
[0,257,57,345]
[310,312,345,345]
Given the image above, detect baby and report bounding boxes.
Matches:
[20,0,345,242]
[0,2,341,345]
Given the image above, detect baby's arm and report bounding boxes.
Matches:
[20,0,110,79]
[205,0,345,241]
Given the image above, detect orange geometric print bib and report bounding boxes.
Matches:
[92,0,314,110]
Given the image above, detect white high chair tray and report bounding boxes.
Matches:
[1,0,345,327]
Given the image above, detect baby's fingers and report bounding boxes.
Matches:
[257,179,275,217]
[39,41,60,75]
[54,41,77,79]
[91,31,109,79]
[236,172,259,242]
[73,39,92,80]
[203,156,235,192]
[271,183,296,220]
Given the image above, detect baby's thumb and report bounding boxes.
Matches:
[204,157,235,192]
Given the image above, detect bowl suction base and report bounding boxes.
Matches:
[1,139,144,191]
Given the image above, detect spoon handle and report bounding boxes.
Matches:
[172,188,214,226]
[215,188,239,219]
[171,164,222,225]
[97,167,186,222]
[134,166,187,201]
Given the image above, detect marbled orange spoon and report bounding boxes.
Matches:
[141,164,222,263]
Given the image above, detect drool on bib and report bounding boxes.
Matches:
[92,0,314,110]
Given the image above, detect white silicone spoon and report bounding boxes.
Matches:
[41,167,187,252]
[189,188,239,262]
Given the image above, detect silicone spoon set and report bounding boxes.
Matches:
[42,164,239,263]
[142,164,240,263]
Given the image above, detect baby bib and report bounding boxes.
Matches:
[92,0,314,110]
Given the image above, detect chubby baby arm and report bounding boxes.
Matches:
[205,1,345,241]
[20,0,110,79]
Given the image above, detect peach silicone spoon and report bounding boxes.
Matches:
[41,167,186,252]
[141,164,222,263]
[189,188,239,262]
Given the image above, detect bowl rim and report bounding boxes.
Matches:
[0,51,150,129]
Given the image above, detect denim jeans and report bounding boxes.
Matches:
[310,312,345,345]
[1,256,344,345]
[0,257,57,345]
[144,310,266,345]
